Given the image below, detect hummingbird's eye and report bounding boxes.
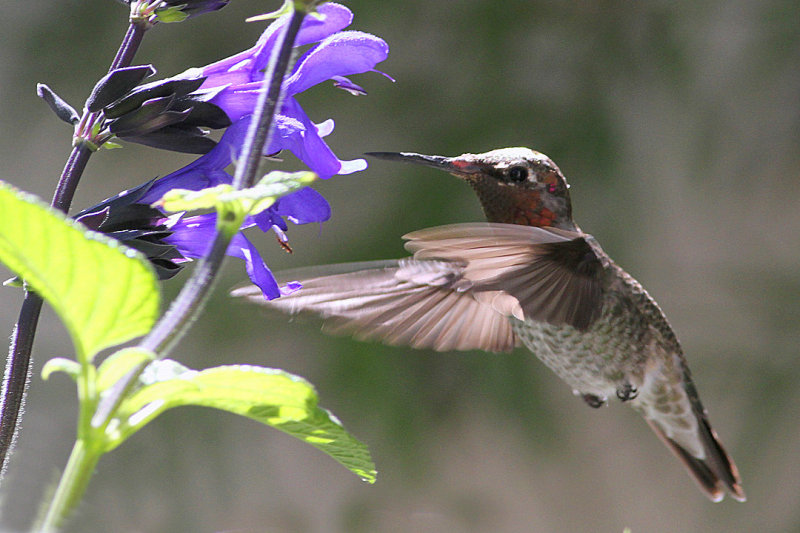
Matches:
[507,166,528,182]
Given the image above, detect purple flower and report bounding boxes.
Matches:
[76,121,332,299]
[73,179,185,281]
[163,213,297,298]
[149,121,332,298]
[76,4,390,300]
[186,2,390,178]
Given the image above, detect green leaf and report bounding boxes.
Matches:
[246,0,293,22]
[3,275,23,287]
[154,6,189,23]
[0,182,160,361]
[107,361,376,483]
[96,347,157,393]
[153,171,317,217]
[42,357,81,382]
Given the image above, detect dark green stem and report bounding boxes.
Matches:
[109,22,147,72]
[0,296,41,479]
[37,439,101,533]
[140,229,234,355]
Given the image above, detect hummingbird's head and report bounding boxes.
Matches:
[367,147,575,230]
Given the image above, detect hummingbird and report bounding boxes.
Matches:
[232,148,745,502]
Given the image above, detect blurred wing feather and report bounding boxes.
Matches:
[232,223,606,352]
[233,258,518,352]
[405,223,605,330]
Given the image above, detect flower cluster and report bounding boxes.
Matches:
[188,1,389,177]
[77,3,389,299]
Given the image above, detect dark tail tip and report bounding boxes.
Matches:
[647,419,746,502]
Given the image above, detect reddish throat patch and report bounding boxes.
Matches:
[509,190,555,227]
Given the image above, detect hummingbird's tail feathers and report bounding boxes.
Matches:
[636,353,746,502]
[646,417,746,502]
[232,258,518,352]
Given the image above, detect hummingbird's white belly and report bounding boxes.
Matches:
[510,299,651,403]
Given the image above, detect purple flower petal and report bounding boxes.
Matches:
[281,281,302,296]
[331,76,367,96]
[250,3,354,78]
[139,120,252,204]
[294,3,354,46]
[252,187,331,233]
[338,158,368,174]
[284,31,389,96]
[195,46,261,87]
[227,232,281,299]
[271,97,361,178]
[194,3,353,90]
[316,119,334,137]
[163,213,281,299]
[162,213,216,258]
[272,187,331,223]
[206,82,261,123]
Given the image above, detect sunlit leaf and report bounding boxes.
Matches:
[42,357,81,382]
[153,170,317,217]
[155,7,189,23]
[106,361,376,482]
[245,0,293,22]
[96,347,157,393]
[0,182,160,361]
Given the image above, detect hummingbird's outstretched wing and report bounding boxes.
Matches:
[404,223,605,330]
[231,223,605,351]
[232,258,520,352]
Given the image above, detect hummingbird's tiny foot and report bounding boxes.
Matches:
[615,382,639,402]
[582,393,607,408]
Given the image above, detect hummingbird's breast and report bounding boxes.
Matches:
[511,264,680,401]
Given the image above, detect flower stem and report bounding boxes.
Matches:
[0,296,41,478]
[109,22,147,72]
[0,19,148,482]
[36,439,101,533]
[140,228,234,355]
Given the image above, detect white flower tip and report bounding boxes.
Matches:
[338,158,368,175]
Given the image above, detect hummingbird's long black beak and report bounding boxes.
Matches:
[365,151,479,176]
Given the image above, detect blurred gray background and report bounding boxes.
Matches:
[1,1,799,532]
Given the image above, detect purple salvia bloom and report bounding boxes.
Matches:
[164,213,287,298]
[77,120,332,299]
[144,121,332,298]
[80,3,389,299]
[138,117,250,204]
[186,2,389,178]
